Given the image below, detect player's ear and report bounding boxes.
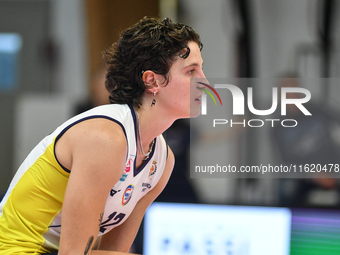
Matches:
[142,70,162,94]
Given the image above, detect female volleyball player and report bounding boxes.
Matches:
[0,17,206,255]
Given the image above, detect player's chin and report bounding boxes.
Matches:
[189,103,202,118]
[190,112,200,118]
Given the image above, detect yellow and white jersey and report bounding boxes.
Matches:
[0,104,168,254]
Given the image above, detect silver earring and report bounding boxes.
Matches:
[151,92,156,106]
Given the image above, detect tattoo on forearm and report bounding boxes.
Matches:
[83,213,103,254]
[99,212,103,227]
[84,235,94,255]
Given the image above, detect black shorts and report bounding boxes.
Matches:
[42,253,58,255]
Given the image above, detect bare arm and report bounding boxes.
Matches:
[55,118,128,255]
[96,147,175,252]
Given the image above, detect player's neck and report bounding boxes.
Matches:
[134,104,175,146]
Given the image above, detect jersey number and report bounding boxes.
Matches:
[100,212,126,233]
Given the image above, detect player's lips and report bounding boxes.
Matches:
[194,95,202,104]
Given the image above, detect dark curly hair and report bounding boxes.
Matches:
[102,16,203,108]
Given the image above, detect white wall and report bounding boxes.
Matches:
[50,0,88,99]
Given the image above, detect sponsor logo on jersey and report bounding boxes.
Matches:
[110,189,121,197]
[141,182,152,192]
[122,184,134,206]
[148,160,157,180]
[120,155,135,181]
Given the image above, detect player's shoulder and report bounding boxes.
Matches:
[59,115,127,159]
[68,104,131,139]
[77,117,126,144]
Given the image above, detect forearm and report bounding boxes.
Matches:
[97,212,143,252]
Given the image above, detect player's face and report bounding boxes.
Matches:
[160,41,206,119]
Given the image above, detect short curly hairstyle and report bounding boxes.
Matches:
[102,16,203,108]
